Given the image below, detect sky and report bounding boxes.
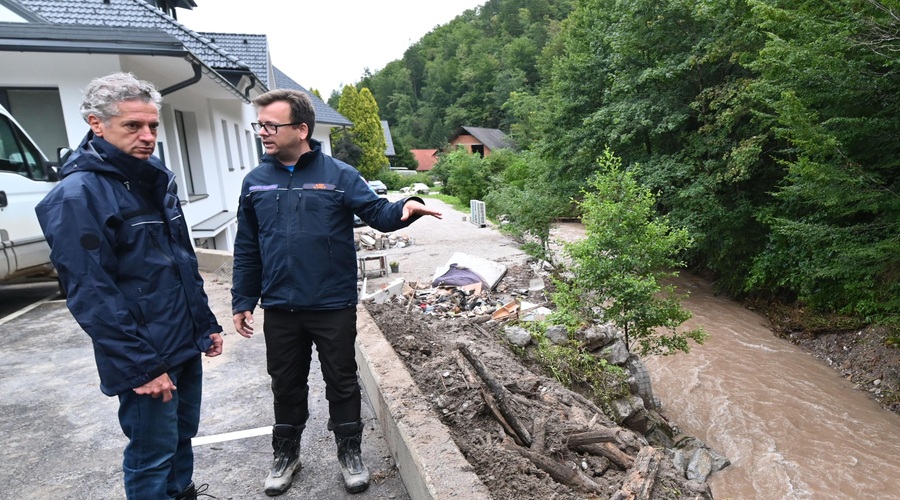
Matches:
[177,0,486,97]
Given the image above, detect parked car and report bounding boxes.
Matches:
[368,180,388,195]
[353,214,366,227]
[412,183,430,195]
[0,103,61,285]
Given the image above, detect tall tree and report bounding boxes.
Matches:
[334,86,388,179]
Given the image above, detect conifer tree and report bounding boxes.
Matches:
[334,86,388,179]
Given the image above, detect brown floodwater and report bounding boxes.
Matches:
[645,273,900,499]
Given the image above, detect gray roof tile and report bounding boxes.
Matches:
[16,0,253,74]
[198,31,269,87]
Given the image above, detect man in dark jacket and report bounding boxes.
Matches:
[232,89,441,496]
[35,73,223,500]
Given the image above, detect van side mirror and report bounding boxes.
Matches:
[57,146,73,165]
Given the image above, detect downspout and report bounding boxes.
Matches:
[244,74,258,98]
[159,60,202,96]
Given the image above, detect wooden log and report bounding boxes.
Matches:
[480,386,525,446]
[459,344,533,447]
[569,442,634,470]
[532,415,547,452]
[567,428,622,447]
[610,446,662,500]
[504,442,606,495]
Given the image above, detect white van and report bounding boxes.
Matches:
[0,103,60,284]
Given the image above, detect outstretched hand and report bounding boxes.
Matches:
[401,200,442,221]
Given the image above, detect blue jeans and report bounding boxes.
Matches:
[117,355,202,499]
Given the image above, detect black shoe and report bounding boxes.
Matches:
[173,482,215,499]
[264,424,304,496]
[330,420,370,493]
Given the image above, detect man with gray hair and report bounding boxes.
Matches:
[35,72,223,499]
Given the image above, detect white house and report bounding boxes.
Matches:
[0,0,351,251]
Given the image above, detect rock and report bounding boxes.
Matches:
[545,325,569,345]
[687,448,714,482]
[578,322,620,351]
[599,339,630,365]
[505,326,532,347]
[674,435,731,481]
[610,395,645,423]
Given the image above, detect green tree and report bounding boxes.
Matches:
[551,149,706,355]
[484,151,568,262]
[335,86,388,179]
[744,0,900,320]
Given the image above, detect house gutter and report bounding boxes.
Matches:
[243,74,258,98]
[159,59,202,96]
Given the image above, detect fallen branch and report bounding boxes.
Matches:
[459,344,533,447]
[504,442,606,495]
[569,442,634,470]
[480,387,524,446]
[610,446,662,500]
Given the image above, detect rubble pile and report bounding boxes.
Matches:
[361,275,549,322]
[354,230,413,251]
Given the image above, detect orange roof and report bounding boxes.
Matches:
[411,149,439,171]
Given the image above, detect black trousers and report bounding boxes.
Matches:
[263,307,361,426]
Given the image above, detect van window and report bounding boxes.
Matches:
[0,114,46,180]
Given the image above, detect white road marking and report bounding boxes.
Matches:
[0,292,59,327]
[192,426,272,446]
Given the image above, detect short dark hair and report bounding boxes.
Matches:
[252,89,316,138]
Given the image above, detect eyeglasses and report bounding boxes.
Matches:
[251,122,302,134]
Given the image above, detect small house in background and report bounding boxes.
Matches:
[446,126,516,157]
[412,149,439,172]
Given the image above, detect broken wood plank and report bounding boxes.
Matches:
[504,442,606,495]
[610,446,662,500]
[459,344,533,447]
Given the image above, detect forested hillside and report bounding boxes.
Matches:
[355,0,900,331]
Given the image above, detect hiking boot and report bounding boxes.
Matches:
[264,424,304,496]
[329,420,370,493]
[172,482,215,499]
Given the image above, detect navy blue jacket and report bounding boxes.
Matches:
[35,132,222,396]
[232,139,422,313]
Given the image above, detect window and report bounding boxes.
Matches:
[0,114,46,180]
[0,87,67,160]
[233,123,244,169]
[471,144,485,157]
[244,129,255,169]
[221,119,234,171]
[174,109,206,198]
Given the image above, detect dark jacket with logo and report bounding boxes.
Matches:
[231,139,422,313]
[35,132,222,396]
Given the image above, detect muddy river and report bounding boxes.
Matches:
[645,273,900,499]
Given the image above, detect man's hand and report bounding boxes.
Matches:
[134,373,176,402]
[205,333,223,357]
[401,200,442,221]
[233,311,255,338]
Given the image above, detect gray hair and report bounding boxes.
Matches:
[79,72,162,123]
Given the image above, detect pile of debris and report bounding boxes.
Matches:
[354,229,414,251]
[362,253,730,489]
[359,252,550,322]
